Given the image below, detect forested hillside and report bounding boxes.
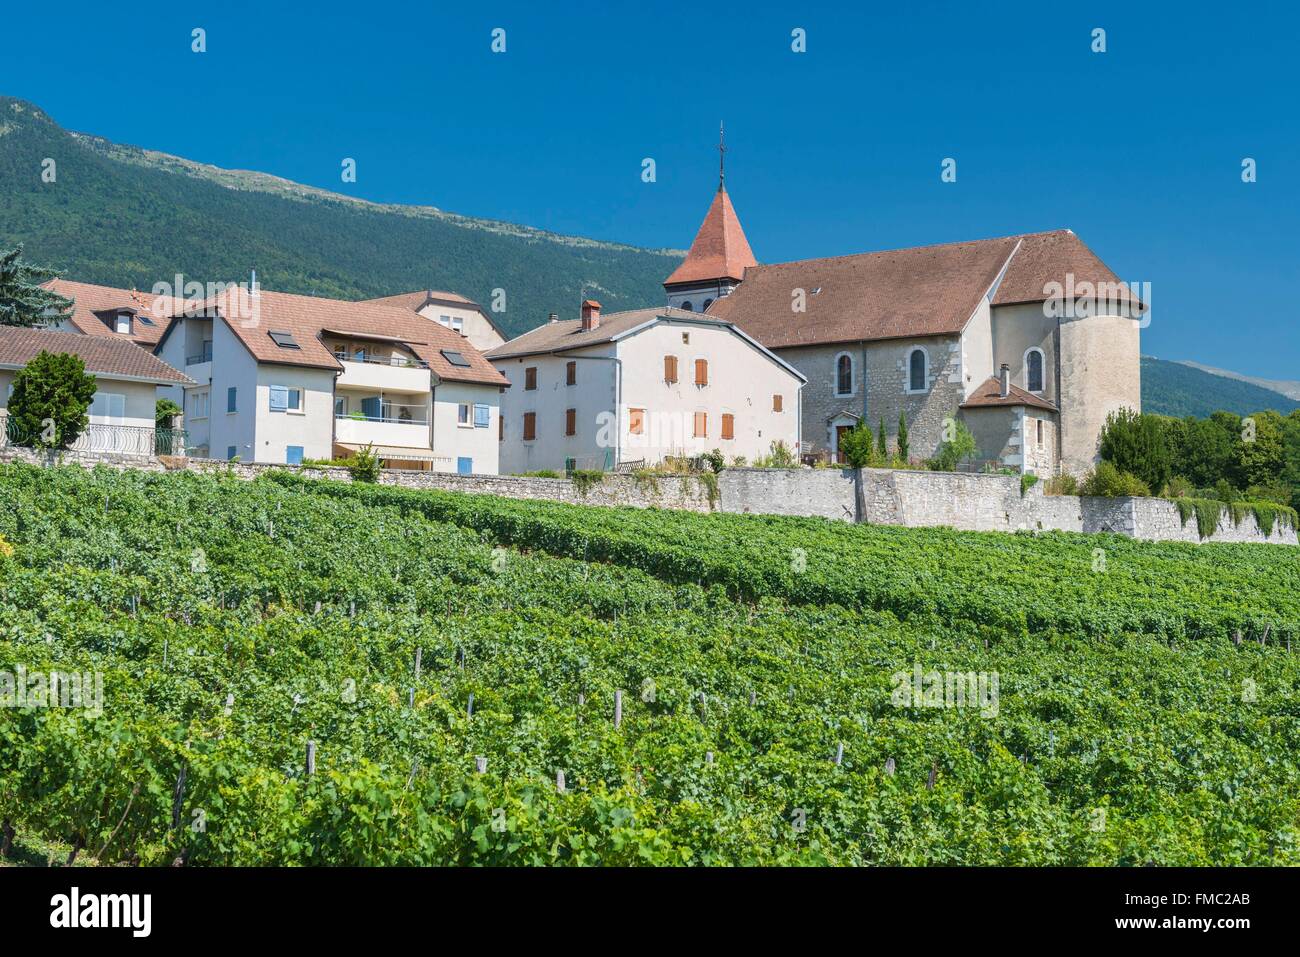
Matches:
[1141,357,1300,418]
[0,97,681,338]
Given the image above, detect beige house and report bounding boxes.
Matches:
[0,326,191,455]
[363,290,507,353]
[674,179,1143,476]
[487,300,805,474]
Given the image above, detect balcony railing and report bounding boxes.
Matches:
[336,409,428,426]
[186,344,214,365]
[2,417,189,457]
[334,351,428,369]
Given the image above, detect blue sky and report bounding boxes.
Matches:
[2,1,1296,377]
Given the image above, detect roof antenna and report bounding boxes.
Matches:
[718,121,726,189]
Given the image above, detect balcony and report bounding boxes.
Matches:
[334,351,431,392]
[335,409,429,449]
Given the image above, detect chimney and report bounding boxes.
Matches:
[999,363,1010,398]
[580,299,602,332]
[548,313,559,324]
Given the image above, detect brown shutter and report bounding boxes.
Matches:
[629,408,645,435]
[523,411,536,440]
[773,394,783,412]
[664,355,677,383]
[499,414,504,441]
[525,367,537,390]
[694,411,707,438]
[695,358,708,386]
[565,408,576,436]
[566,361,576,385]
[721,413,735,440]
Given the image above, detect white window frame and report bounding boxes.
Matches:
[905,347,930,395]
[457,403,472,428]
[190,389,210,421]
[90,391,127,424]
[1023,347,1046,395]
[833,351,855,398]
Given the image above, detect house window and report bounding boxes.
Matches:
[1036,419,1044,448]
[523,412,537,440]
[190,390,210,420]
[286,446,304,465]
[438,315,451,328]
[703,298,714,311]
[114,313,132,335]
[90,392,127,423]
[565,408,576,436]
[474,404,490,428]
[835,354,853,396]
[681,301,694,312]
[721,413,735,440]
[908,349,928,392]
[694,358,708,386]
[269,386,302,412]
[1026,348,1045,393]
[227,386,237,413]
[681,332,690,344]
[458,403,471,426]
[629,407,645,435]
[566,361,576,385]
[693,411,707,438]
[525,367,537,390]
[334,395,347,416]
[450,317,464,334]
[457,457,473,475]
[664,355,678,383]
[773,394,783,413]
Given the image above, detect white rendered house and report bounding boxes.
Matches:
[488,300,805,473]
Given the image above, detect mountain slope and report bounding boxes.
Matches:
[1141,356,1300,418]
[0,97,682,338]
[1174,359,1300,402]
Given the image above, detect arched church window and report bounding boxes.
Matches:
[908,349,927,392]
[681,301,694,312]
[703,298,714,311]
[835,353,853,396]
[1026,348,1045,393]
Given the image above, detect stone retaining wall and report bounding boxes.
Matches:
[0,447,1293,546]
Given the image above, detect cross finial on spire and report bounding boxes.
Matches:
[718,121,726,188]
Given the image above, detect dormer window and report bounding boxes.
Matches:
[95,308,137,335]
[114,313,132,334]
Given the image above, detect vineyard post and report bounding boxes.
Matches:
[556,770,565,793]
[409,647,422,708]
[475,756,487,774]
[467,692,475,718]
[885,757,896,776]
[834,743,844,766]
[614,690,623,728]
[306,740,316,776]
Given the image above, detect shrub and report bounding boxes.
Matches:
[1043,473,1079,496]
[1020,473,1039,497]
[346,444,382,483]
[1164,476,1194,498]
[6,351,98,450]
[927,420,977,472]
[837,423,875,469]
[897,412,909,462]
[155,398,182,428]
[1080,461,1151,497]
[753,440,798,469]
[1099,408,1173,492]
[701,448,726,474]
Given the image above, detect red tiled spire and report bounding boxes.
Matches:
[664,183,758,287]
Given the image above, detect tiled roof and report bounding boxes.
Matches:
[960,376,1058,412]
[169,287,508,387]
[707,229,1134,350]
[707,236,1021,349]
[362,289,477,310]
[664,185,758,287]
[43,278,183,346]
[486,306,698,360]
[992,230,1136,307]
[0,326,191,384]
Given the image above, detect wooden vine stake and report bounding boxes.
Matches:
[833,743,844,766]
[884,757,896,776]
[614,690,623,729]
[555,770,566,793]
[305,740,316,776]
[926,760,937,790]
[475,756,487,774]
[467,692,475,719]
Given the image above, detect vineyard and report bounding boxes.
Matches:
[1,462,1298,865]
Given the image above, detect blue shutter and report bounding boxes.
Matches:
[227,387,237,413]
[227,446,237,460]
[457,457,473,475]
[286,446,304,465]
[361,397,382,420]
[474,404,490,428]
[269,385,288,411]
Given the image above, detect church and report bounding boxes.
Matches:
[665,145,1143,478]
